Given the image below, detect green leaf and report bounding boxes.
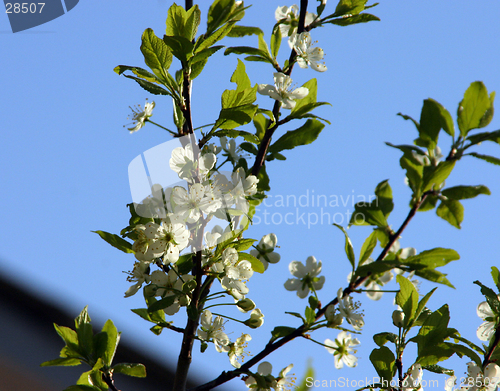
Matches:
[224,46,273,64]
[238,252,265,273]
[75,307,94,359]
[414,268,454,288]
[308,295,319,310]
[191,45,224,65]
[166,4,200,41]
[112,363,147,378]
[327,13,380,26]
[333,224,355,269]
[492,267,500,292]
[207,0,245,36]
[468,152,500,166]
[93,231,133,254]
[349,202,388,228]
[305,306,316,325]
[335,0,368,16]
[457,81,492,137]
[123,74,170,96]
[466,129,500,146]
[226,238,256,251]
[270,326,295,342]
[396,275,419,325]
[369,346,396,383]
[422,364,455,376]
[147,295,177,313]
[359,231,377,266]
[214,129,259,144]
[442,185,490,200]
[162,35,194,63]
[54,324,79,347]
[436,198,464,229]
[415,304,450,349]
[176,253,194,275]
[270,26,281,59]
[422,160,455,191]
[397,112,420,130]
[373,332,398,347]
[474,280,500,315]
[113,65,158,83]
[417,99,444,150]
[99,320,119,367]
[41,357,82,367]
[291,79,317,116]
[227,26,263,37]
[268,119,325,154]
[140,28,172,82]
[375,180,393,217]
[404,248,460,269]
[410,288,437,329]
[417,343,455,366]
[448,343,482,367]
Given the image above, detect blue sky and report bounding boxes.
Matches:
[1,1,500,390]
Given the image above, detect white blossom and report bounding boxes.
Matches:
[288,32,327,72]
[477,300,497,341]
[284,256,325,298]
[124,261,150,297]
[275,5,316,37]
[337,288,364,330]
[250,233,281,271]
[198,310,230,352]
[126,99,154,133]
[324,331,360,369]
[258,73,309,110]
[169,143,216,182]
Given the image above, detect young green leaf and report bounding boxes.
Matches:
[457,81,492,137]
[333,224,356,269]
[396,275,419,325]
[436,198,464,229]
[112,363,147,378]
[268,119,325,154]
[369,346,396,383]
[359,231,378,266]
[92,231,133,254]
[441,185,490,200]
[140,28,172,82]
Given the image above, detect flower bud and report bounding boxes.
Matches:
[244,309,264,328]
[237,298,256,312]
[392,310,405,327]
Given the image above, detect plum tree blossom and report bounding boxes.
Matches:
[477,300,497,341]
[284,256,325,298]
[126,99,154,133]
[258,73,309,110]
[401,363,423,391]
[143,218,189,264]
[324,331,360,369]
[198,310,230,353]
[250,233,280,271]
[288,32,327,72]
[337,288,364,330]
[275,5,316,37]
[169,143,216,182]
[124,261,150,298]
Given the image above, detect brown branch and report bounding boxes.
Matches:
[482,325,500,367]
[251,0,308,176]
[190,191,431,391]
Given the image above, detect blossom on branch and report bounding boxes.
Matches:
[126,99,154,133]
[288,32,327,72]
[476,300,498,341]
[284,256,325,298]
[258,73,309,110]
[324,331,360,369]
[250,233,281,271]
[275,5,316,37]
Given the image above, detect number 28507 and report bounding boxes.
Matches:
[5,3,46,13]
